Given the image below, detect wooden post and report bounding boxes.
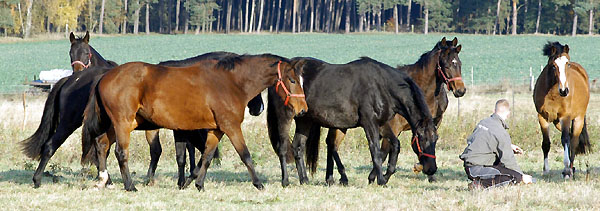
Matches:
[457,97,461,121]
[529,67,534,91]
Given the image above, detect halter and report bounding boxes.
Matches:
[411,136,436,159]
[275,61,305,106]
[71,50,92,70]
[436,61,462,90]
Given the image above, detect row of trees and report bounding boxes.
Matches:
[0,0,598,38]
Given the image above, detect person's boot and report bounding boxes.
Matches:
[468,179,483,190]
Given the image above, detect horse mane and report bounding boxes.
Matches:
[216,53,290,71]
[158,51,237,67]
[542,41,564,58]
[406,77,434,125]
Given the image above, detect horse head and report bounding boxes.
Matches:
[543,42,571,97]
[69,31,92,72]
[436,37,465,97]
[412,119,438,176]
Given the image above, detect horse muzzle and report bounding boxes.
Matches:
[453,88,466,98]
[558,87,569,97]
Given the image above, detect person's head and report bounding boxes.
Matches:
[494,99,510,120]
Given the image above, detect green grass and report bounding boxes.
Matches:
[1,33,600,93]
[1,93,600,209]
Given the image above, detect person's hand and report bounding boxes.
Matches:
[512,144,523,154]
[522,174,533,184]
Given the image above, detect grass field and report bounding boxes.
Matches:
[1,33,600,93]
[1,91,600,209]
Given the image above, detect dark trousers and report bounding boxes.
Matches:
[464,164,523,188]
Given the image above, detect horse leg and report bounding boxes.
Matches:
[538,115,551,174]
[112,124,136,191]
[362,120,386,185]
[568,117,585,177]
[369,122,400,183]
[292,119,312,184]
[275,118,293,187]
[325,129,348,186]
[32,124,77,188]
[144,130,161,186]
[94,127,115,188]
[559,118,573,179]
[184,130,222,191]
[383,136,400,182]
[173,130,188,189]
[227,126,264,190]
[187,138,196,173]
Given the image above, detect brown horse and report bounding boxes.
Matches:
[323,37,465,185]
[83,54,307,191]
[534,42,590,178]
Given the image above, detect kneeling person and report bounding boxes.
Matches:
[460,99,533,189]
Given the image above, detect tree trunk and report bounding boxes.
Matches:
[276,0,282,32]
[335,0,343,31]
[535,0,541,34]
[99,0,106,34]
[572,12,578,36]
[326,0,333,32]
[589,4,594,35]
[494,0,501,35]
[399,3,403,25]
[394,4,399,34]
[122,0,128,34]
[407,0,411,26]
[511,0,517,35]
[345,0,351,33]
[257,0,264,33]
[134,0,140,34]
[249,0,256,32]
[359,11,364,32]
[239,0,243,31]
[376,5,381,31]
[175,0,180,32]
[226,0,233,33]
[270,0,276,32]
[145,3,150,34]
[245,0,250,32]
[89,0,93,31]
[424,3,428,34]
[292,0,297,33]
[315,0,321,31]
[17,2,24,37]
[24,0,33,38]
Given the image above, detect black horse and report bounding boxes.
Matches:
[20,32,264,188]
[267,57,438,186]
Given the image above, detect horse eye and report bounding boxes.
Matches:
[289,78,296,84]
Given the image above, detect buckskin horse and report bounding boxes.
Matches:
[82,54,307,191]
[267,56,438,187]
[533,42,590,178]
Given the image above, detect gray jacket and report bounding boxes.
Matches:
[459,113,522,173]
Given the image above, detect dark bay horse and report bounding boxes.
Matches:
[533,42,590,178]
[83,54,307,191]
[267,57,438,187]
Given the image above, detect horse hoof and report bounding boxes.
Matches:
[254,183,265,190]
[195,183,205,192]
[182,177,194,189]
[326,178,335,186]
[339,179,349,186]
[145,179,156,186]
[428,175,437,183]
[94,182,106,189]
[126,186,138,192]
[281,180,289,188]
[299,178,309,185]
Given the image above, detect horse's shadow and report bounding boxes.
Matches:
[0,169,89,187]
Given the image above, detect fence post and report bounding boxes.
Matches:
[22,92,27,131]
[529,67,535,91]
[457,97,461,121]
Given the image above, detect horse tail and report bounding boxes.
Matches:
[305,124,321,176]
[266,90,294,164]
[81,80,110,165]
[20,77,68,159]
[576,116,591,154]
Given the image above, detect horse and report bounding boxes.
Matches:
[533,41,590,178]
[20,32,264,188]
[266,56,438,187]
[82,54,307,191]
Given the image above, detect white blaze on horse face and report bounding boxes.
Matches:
[299,75,304,89]
[452,58,458,65]
[555,56,569,89]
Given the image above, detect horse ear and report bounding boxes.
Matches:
[452,37,458,46]
[550,46,557,56]
[455,45,462,53]
[83,31,90,43]
[563,45,569,54]
[69,32,76,43]
[290,59,307,75]
[440,37,447,47]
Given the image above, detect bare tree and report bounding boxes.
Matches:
[589,0,595,35]
[394,4,399,34]
[24,0,33,38]
[346,0,351,33]
[99,0,106,34]
[511,0,517,35]
[175,0,181,31]
[572,9,578,36]
[407,0,411,26]
[535,0,540,34]
[134,0,140,34]
[250,0,256,32]
[292,0,297,33]
[494,0,502,35]
[257,0,265,33]
[122,0,128,34]
[245,0,250,32]
[310,0,315,32]
[276,0,282,32]
[146,3,150,34]
[226,0,233,33]
[424,2,428,34]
